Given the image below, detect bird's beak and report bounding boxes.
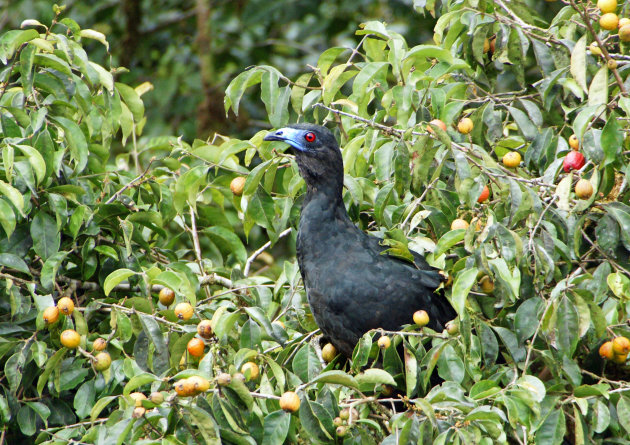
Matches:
[263,127,307,152]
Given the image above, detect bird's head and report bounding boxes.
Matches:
[264,123,344,196]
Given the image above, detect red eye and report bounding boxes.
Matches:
[304,132,316,142]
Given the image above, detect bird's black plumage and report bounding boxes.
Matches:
[264,124,456,357]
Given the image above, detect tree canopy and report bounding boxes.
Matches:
[1,1,630,444]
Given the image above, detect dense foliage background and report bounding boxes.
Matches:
[1,0,630,444]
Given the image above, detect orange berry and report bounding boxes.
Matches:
[43,306,60,324]
[477,185,490,203]
[60,329,81,349]
[57,297,74,315]
[502,152,522,168]
[457,117,474,134]
[92,338,107,351]
[599,341,615,360]
[174,379,195,397]
[241,361,260,381]
[377,336,391,349]
[93,352,111,371]
[427,119,447,133]
[413,310,430,327]
[174,302,194,321]
[451,219,469,230]
[322,343,337,363]
[230,177,246,196]
[575,179,594,200]
[187,338,205,357]
[197,320,213,339]
[188,375,210,393]
[158,287,175,306]
[279,391,301,412]
[612,336,630,355]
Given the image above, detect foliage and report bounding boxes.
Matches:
[1,1,630,444]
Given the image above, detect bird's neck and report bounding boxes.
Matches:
[296,153,345,208]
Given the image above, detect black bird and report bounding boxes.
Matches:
[264,123,456,357]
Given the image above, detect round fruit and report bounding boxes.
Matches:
[377,336,391,350]
[216,373,232,386]
[446,320,460,335]
[483,38,490,54]
[451,219,469,230]
[599,341,614,360]
[132,407,146,418]
[590,42,602,55]
[502,151,522,168]
[129,392,147,407]
[92,338,107,351]
[150,392,164,404]
[188,376,210,393]
[598,0,617,14]
[241,361,260,381]
[381,384,394,396]
[232,372,246,383]
[620,24,630,41]
[322,343,337,363]
[187,338,205,357]
[575,179,594,200]
[607,59,618,69]
[489,37,496,53]
[279,391,301,412]
[457,117,474,134]
[336,426,348,437]
[563,151,586,172]
[479,275,494,294]
[174,302,194,321]
[333,417,343,427]
[569,134,579,150]
[60,329,81,349]
[413,310,430,327]
[613,353,628,364]
[158,287,175,306]
[427,119,447,133]
[612,336,630,355]
[600,13,619,30]
[43,306,59,324]
[197,320,213,339]
[619,17,630,28]
[93,352,112,371]
[174,379,195,397]
[477,185,490,203]
[230,176,246,196]
[57,297,74,315]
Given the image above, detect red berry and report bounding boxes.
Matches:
[563,151,585,172]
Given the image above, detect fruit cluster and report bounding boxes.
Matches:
[599,336,630,364]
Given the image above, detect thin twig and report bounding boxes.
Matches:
[243,228,292,277]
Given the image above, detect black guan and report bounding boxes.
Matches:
[264,123,456,357]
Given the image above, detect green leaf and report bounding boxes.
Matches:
[262,410,290,445]
[322,64,357,105]
[617,396,630,435]
[37,348,67,396]
[0,253,29,274]
[0,199,16,239]
[601,112,623,166]
[355,368,396,386]
[205,226,247,264]
[40,251,68,290]
[570,35,587,92]
[225,67,264,115]
[0,180,24,216]
[30,211,59,260]
[51,117,89,173]
[292,345,321,382]
[308,370,359,389]
[606,272,630,300]
[588,66,608,108]
[13,145,45,185]
[103,269,136,296]
[451,268,478,316]
[0,29,39,63]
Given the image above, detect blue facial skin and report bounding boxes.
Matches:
[263,127,309,152]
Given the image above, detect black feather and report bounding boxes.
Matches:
[265,124,457,357]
